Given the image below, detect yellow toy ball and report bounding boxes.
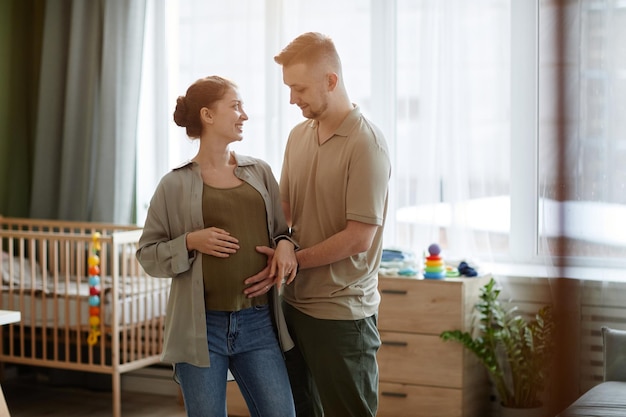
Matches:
[88,254,100,267]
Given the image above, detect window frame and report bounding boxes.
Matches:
[510,0,540,264]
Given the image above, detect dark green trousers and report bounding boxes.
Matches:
[283,301,380,417]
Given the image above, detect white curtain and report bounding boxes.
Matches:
[135,0,170,225]
[393,0,511,263]
[151,0,512,264]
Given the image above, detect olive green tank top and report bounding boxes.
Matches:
[202,182,269,311]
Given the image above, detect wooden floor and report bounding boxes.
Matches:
[1,374,187,417]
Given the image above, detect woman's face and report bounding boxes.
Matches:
[206,88,248,142]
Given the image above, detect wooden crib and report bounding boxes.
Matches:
[0,217,171,417]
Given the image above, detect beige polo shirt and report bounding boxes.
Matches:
[280,105,391,320]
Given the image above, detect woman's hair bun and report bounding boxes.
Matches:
[173,95,188,127]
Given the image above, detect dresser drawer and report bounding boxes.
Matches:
[378,382,462,417]
[378,331,463,387]
[378,277,464,334]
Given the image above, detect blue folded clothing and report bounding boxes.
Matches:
[382,249,409,262]
[458,261,478,277]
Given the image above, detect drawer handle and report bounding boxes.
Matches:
[381,391,408,398]
[381,340,408,347]
[381,289,408,295]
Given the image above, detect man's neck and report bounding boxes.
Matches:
[316,101,353,145]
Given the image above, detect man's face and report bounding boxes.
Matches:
[282,63,329,120]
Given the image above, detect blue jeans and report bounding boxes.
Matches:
[175,305,295,417]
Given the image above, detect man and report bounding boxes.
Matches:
[274,32,391,417]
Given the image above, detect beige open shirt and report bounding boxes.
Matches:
[136,155,295,367]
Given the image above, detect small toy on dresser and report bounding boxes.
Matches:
[423,243,446,279]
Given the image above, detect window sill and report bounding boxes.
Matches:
[483,261,626,282]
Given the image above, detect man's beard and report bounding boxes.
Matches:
[301,100,327,119]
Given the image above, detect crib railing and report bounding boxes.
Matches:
[0,218,170,417]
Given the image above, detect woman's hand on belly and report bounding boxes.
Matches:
[186,227,240,258]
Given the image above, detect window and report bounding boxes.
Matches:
[142,0,626,269]
[538,0,626,266]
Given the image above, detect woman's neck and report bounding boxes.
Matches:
[193,141,233,169]
[193,143,241,188]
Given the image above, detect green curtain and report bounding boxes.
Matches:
[0,0,146,223]
[0,0,45,218]
[29,0,146,223]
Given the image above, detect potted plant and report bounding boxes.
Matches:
[440,277,554,414]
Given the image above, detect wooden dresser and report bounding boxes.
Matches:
[377,275,491,417]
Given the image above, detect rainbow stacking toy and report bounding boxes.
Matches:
[423,243,446,279]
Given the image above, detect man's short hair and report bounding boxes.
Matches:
[274,32,342,72]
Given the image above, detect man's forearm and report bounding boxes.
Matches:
[295,221,379,270]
